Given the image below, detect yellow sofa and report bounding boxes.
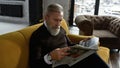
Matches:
[0,19,110,68]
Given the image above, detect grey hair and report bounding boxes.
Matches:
[46,3,63,14]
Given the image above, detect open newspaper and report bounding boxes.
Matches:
[52,37,99,68]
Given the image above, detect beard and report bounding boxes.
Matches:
[47,26,60,36]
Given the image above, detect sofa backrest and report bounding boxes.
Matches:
[109,18,120,37]
[18,23,43,44]
[0,32,28,68]
[80,15,116,30]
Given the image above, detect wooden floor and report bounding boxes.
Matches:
[109,50,120,68]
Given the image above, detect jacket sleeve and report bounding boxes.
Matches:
[65,35,76,46]
[29,29,52,68]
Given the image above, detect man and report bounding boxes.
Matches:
[29,3,109,68]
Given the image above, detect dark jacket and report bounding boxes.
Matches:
[29,24,73,68]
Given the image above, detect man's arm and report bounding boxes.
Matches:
[65,35,76,46]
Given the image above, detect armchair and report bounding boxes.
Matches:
[75,15,120,49]
[0,19,110,68]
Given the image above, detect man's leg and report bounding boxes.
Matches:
[71,53,109,68]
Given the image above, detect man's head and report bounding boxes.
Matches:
[44,3,64,36]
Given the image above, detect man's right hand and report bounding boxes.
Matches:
[49,47,70,60]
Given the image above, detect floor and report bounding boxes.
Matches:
[109,50,120,68]
[0,21,29,35]
[69,26,79,35]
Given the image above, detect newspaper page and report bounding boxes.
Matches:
[52,37,99,68]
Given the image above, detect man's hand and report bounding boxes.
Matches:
[49,47,70,60]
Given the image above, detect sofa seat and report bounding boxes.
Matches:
[93,30,120,48]
[0,19,110,68]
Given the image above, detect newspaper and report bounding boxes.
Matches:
[52,37,99,68]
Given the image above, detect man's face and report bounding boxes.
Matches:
[45,12,63,36]
[46,12,63,29]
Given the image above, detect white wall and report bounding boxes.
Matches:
[0,0,29,24]
[43,0,71,24]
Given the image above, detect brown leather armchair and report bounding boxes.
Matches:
[75,15,120,50]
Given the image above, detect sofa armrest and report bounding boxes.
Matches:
[97,46,110,64]
[67,34,110,64]
[67,34,94,43]
[109,18,120,37]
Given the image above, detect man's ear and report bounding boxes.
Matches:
[43,16,46,20]
[44,14,49,20]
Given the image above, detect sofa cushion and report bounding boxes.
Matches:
[93,30,117,38]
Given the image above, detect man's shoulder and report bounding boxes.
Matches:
[33,24,46,33]
[30,24,47,38]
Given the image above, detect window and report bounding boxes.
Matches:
[74,0,95,17]
[73,0,96,25]
[72,0,120,25]
[99,0,120,17]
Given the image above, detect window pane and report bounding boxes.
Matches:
[99,0,120,18]
[74,0,96,25]
[74,0,95,17]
